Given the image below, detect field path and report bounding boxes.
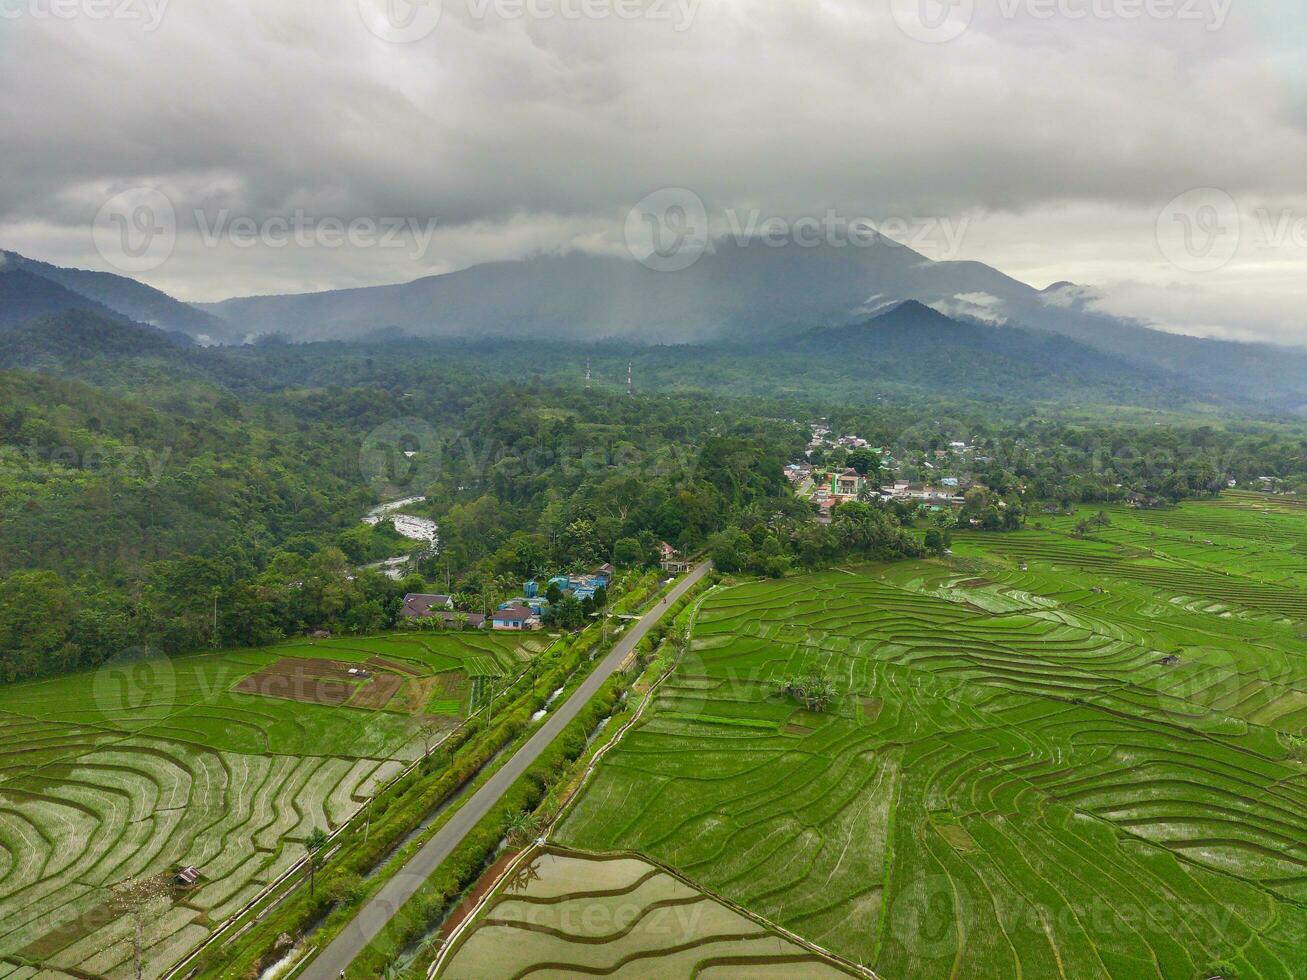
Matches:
[301,562,712,979]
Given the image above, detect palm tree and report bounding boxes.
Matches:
[305,828,329,897]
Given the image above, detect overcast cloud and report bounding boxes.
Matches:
[0,1,1303,342]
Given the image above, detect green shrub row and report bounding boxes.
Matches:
[346,675,627,978]
[194,630,602,978]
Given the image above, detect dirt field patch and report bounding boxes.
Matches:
[234,659,356,706]
[367,655,422,676]
[351,672,404,709]
[401,676,439,713]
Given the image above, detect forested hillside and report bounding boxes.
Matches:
[2,310,1306,685]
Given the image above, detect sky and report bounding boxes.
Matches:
[0,0,1304,344]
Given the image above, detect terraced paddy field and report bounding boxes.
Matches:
[439,849,857,978]
[0,631,543,978]
[558,498,1307,979]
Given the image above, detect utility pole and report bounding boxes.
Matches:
[212,589,219,648]
[627,361,633,396]
[585,358,592,389]
[363,797,374,844]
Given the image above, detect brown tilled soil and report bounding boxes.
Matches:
[401,676,439,713]
[233,660,356,705]
[276,657,356,679]
[351,672,404,709]
[367,656,423,676]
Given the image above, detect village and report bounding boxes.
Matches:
[788,423,981,520]
[398,563,616,631]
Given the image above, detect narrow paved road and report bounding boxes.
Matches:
[302,562,712,979]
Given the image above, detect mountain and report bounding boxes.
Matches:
[783,300,1210,406]
[0,309,195,372]
[0,250,232,341]
[201,240,1307,410]
[0,267,129,327]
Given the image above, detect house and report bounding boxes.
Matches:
[830,468,865,500]
[659,542,693,574]
[785,463,814,484]
[439,611,486,629]
[591,563,615,584]
[175,866,200,887]
[492,606,542,631]
[504,595,549,614]
[400,594,454,620]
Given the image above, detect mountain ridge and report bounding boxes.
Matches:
[1,250,232,340]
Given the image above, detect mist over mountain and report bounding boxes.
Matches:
[1,250,232,340]
[202,239,1307,411]
[6,239,1307,412]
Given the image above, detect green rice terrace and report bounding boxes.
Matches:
[0,630,545,978]
[440,849,856,978]
[557,495,1307,979]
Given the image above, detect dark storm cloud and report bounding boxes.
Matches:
[0,0,1303,341]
